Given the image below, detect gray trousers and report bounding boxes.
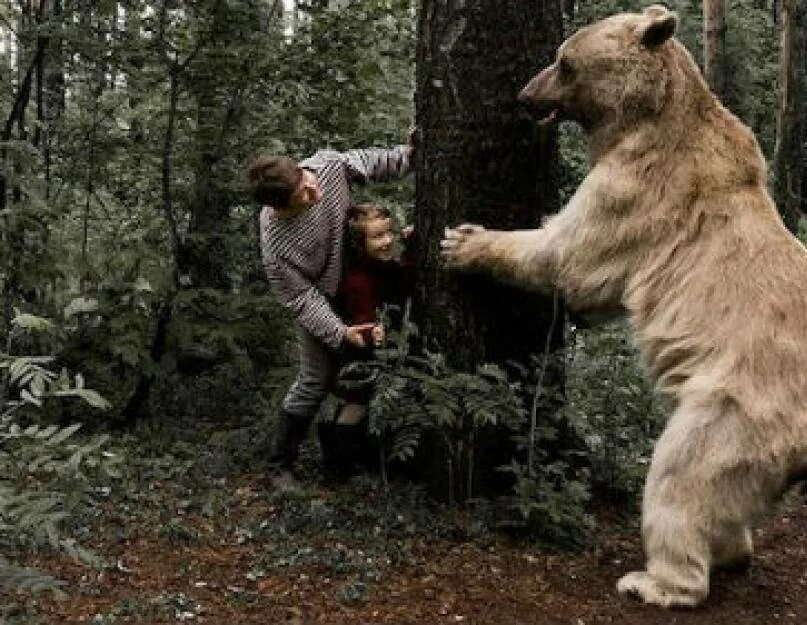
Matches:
[269,327,340,470]
[282,326,340,420]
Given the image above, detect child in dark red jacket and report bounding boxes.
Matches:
[318,203,413,477]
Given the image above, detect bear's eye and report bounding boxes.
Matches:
[558,57,574,79]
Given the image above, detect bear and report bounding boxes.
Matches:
[440,4,807,609]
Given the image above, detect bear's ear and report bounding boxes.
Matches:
[637,5,678,48]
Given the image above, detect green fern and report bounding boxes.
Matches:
[0,312,118,597]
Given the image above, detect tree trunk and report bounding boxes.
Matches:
[184,3,249,289]
[703,0,727,100]
[1,2,47,333]
[414,0,564,501]
[773,0,805,233]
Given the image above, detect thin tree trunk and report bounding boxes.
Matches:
[121,3,186,422]
[773,0,805,233]
[33,1,44,149]
[120,66,181,424]
[703,0,727,100]
[1,2,47,333]
[43,0,64,201]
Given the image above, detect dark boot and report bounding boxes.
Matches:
[333,422,369,478]
[355,419,380,473]
[267,410,312,472]
[317,419,341,475]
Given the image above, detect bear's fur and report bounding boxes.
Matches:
[441,5,807,608]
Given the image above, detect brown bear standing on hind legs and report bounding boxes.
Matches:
[441,4,807,610]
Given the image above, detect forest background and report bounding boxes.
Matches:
[0,0,805,623]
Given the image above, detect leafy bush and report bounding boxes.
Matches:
[0,312,119,597]
[342,305,667,546]
[562,320,667,504]
[339,303,593,542]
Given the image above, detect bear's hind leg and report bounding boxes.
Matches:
[617,501,710,608]
[617,407,718,608]
[712,525,753,572]
[618,400,767,608]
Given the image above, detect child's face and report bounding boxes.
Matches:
[364,216,395,261]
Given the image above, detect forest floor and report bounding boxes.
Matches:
[6,432,807,625]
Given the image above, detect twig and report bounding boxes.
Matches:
[527,289,561,476]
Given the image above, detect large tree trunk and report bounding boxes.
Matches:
[703,0,727,100]
[414,0,564,501]
[773,0,805,233]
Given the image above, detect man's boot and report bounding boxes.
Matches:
[267,410,311,491]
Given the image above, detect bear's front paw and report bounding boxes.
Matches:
[440,223,487,269]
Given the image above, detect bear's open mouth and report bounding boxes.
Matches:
[538,109,559,125]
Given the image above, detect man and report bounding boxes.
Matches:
[248,142,412,486]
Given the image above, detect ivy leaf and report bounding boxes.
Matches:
[11,312,53,333]
[63,297,99,318]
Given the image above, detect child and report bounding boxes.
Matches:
[318,203,414,477]
[247,145,412,489]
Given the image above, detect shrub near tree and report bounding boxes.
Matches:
[1,312,118,597]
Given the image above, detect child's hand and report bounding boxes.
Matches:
[371,324,385,346]
[344,323,375,348]
[402,225,414,239]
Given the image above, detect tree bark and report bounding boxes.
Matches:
[1,2,48,333]
[414,0,564,500]
[773,0,805,233]
[185,3,237,290]
[703,0,727,100]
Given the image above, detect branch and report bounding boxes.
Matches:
[156,0,224,75]
[0,12,20,38]
[161,72,182,289]
[2,39,46,141]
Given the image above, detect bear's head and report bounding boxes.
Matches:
[519,5,679,131]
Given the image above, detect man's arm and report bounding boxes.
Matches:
[299,145,411,183]
[264,252,347,349]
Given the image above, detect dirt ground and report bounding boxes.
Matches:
[11,472,807,625]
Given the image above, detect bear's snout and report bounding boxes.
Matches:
[518,65,554,105]
[519,64,562,124]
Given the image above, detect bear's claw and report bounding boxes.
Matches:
[617,571,703,609]
[440,224,486,268]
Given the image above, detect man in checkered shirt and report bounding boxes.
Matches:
[248,142,412,486]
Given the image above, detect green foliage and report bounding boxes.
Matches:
[340,303,593,541]
[0,558,67,598]
[343,308,664,540]
[159,518,201,545]
[348,303,522,467]
[562,321,667,503]
[272,0,415,156]
[58,279,162,417]
[0,313,119,597]
[498,458,593,548]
